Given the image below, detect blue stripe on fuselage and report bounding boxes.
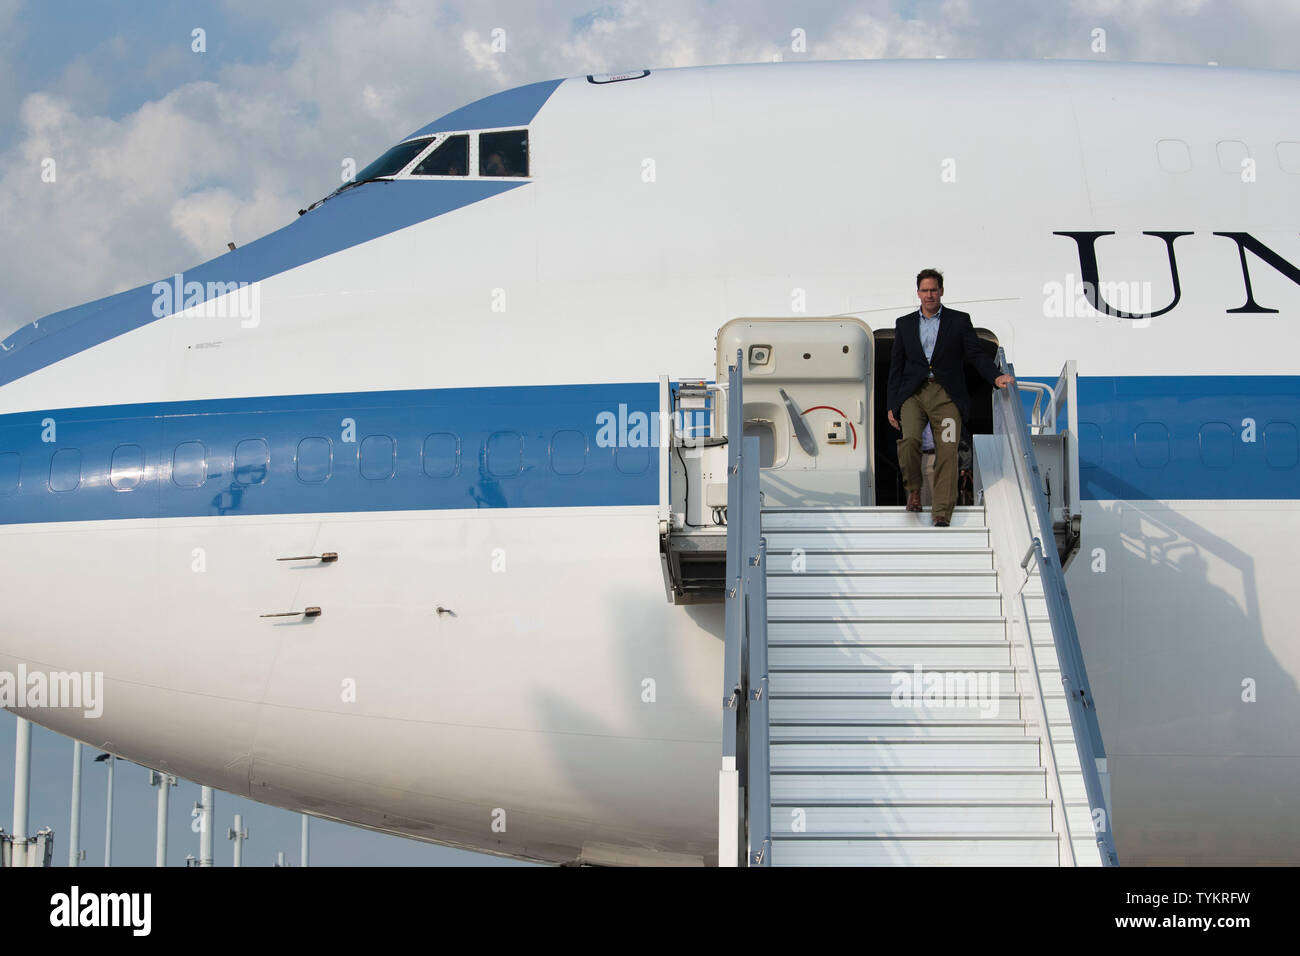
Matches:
[0,383,659,524]
[0,376,1296,526]
[0,179,525,387]
[405,78,565,138]
[1024,375,1299,501]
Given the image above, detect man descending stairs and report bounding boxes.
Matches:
[762,504,1101,866]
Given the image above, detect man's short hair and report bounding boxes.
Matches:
[916,268,944,289]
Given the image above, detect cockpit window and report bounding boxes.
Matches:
[479,129,529,177]
[354,137,434,182]
[411,134,469,176]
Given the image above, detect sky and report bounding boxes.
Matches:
[1,0,1298,866]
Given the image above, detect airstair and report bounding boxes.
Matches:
[762,503,1102,865]
[659,321,1117,866]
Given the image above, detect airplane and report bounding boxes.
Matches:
[1,57,1297,866]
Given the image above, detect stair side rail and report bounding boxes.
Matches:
[993,349,1119,866]
[717,350,771,867]
[719,355,744,865]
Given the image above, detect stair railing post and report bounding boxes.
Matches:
[719,351,746,866]
[747,530,771,866]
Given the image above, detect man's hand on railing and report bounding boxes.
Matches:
[995,373,1015,389]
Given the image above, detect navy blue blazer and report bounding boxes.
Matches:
[887,307,1000,425]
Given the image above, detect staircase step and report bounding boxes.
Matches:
[767,571,999,595]
[1066,804,1101,837]
[764,642,1008,665]
[1022,594,1049,616]
[1072,841,1105,866]
[769,800,1055,835]
[769,719,1030,739]
[1055,769,1089,803]
[763,507,986,530]
[763,549,995,572]
[770,641,1012,668]
[768,594,1003,618]
[763,529,989,551]
[769,834,1061,866]
[770,667,1042,699]
[1011,642,1059,668]
[768,619,1008,641]
[770,738,1042,769]
[771,767,1048,800]
[770,696,1025,721]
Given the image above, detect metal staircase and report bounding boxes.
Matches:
[713,348,1117,867]
[762,504,1099,865]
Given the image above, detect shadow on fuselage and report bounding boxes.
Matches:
[1067,466,1300,864]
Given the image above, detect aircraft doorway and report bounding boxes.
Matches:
[871,327,1001,506]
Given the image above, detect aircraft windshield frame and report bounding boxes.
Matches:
[304,125,532,214]
[352,136,437,183]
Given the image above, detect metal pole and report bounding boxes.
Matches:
[152,771,172,867]
[300,814,309,868]
[229,813,246,867]
[69,740,82,867]
[276,850,285,867]
[12,717,31,868]
[199,786,214,867]
[103,756,114,866]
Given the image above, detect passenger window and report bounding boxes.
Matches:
[0,452,19,495]
[234,439,269,485]
[1198,423,1234,469]
[1264,422,1299,469]
[486,431,523,477]
[615,445,650,476]
[360,435,395,480]
[479,130,528,177]
[49,448,82,492]
[1134,422,1170,469]
[412,135,469,176]
[110,444,145,491]
[297,437,332,483]
[550,430,587,476]
[422,433,460,478]
[172,441,207,488]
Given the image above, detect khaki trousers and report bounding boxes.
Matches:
[898,381,962,521]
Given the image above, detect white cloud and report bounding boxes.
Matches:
[461,29,511,84]
[1,0,1297,338]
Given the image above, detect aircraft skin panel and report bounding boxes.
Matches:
[1,59,1298,863]
[1068,499,1300,865]
[0,506,723,865]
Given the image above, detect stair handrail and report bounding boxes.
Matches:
[1013,541,1076,866]
[719,357,744,865]
[746,493,771,866]
[994,349,1119,866]
[719,351,772,866]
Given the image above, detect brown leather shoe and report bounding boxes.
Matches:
[933,515,950,527]
[906,491,921,512]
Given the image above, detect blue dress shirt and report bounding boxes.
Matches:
[919,305,942,364]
